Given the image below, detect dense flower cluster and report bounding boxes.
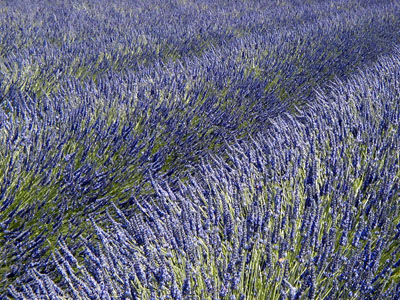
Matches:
[0,0,400,299]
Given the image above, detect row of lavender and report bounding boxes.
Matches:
[1,0,396,85]
[7,44,400,300]
[1,0,400,298]
[2,0,400,116]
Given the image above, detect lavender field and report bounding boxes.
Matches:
[0,0,400,299]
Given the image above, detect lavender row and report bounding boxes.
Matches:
[1,0,400,107]
[0,0,393,80]
[1,0,400,297]
[6,43,400,299]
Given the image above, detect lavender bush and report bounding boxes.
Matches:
[1,0,400,299]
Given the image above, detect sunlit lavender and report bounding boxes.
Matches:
[1,0,400,299]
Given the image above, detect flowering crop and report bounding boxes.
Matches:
[1,0,400,299]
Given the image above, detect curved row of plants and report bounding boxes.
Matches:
[1,0,400,298]
[7,43,400,300]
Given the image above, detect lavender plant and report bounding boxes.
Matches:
[1,0,400,299]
